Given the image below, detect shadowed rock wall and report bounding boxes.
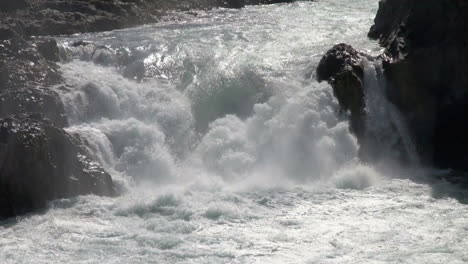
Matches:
[318,0,468,170]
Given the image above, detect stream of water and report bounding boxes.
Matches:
[1,1,468,263]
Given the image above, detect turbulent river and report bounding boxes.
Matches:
[2,0,468,263]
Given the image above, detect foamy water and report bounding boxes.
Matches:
[1,1,468,263]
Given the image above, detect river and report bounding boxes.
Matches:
[1,0,468,263]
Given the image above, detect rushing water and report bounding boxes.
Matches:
[2,1,468,263]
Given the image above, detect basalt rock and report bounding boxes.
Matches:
[0,114,116,220]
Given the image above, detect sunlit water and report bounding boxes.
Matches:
[2,1,468,263]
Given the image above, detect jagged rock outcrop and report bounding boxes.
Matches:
[318,0,468,170]
[0,36,116,219]
[0,114,116,220]
[369,0,468,169]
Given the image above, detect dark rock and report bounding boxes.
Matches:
[0,0,28,12]
[317,44,365,138]
[91,46,117,66]
[0,87,68,127]
[320,0,468,170]
[36,39,61,62]
[317,44,410,163]
[367,0,409,42]
[0,114,116,220]
[226,0,246,8]
[245,0,294,5]
[369,0,468,169]
[0,38,66,126]
[0,25,18,40]
[0,38,62,90]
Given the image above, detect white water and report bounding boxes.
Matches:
[2,1,468,263]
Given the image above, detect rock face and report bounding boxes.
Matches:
[0,35,116,219]
[0,114,116,220]
[319,0,468,170]
[369,0,468,169]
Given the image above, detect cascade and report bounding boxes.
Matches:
[362,59,420,165]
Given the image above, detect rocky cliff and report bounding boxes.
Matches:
[318,0,468,170]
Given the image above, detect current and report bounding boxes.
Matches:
[1,0,468,263]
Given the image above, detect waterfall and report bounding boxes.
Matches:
[362,59,420,165]
[3,2,468,263]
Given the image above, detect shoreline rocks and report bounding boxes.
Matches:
[0,0,298,40]
[0,114,116,220]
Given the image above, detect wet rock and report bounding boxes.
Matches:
[319,0,468,170]
[0,114,116,220]
[0,38,66,126]
[0,38,62,90]
[36,39,61,62]
[369,0,468,169]
[91,46,117,66]
[0,87,68,127]
[317,44,365,138]
[317,43,410,163]
[123,61,146,81]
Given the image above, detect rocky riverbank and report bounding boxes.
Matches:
[0,0,294,39]
[0,37,118,220]
[318,0,468,173]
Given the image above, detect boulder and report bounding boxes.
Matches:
[317,44,365,138]
[36,39,61,62]
[0,114,116,220]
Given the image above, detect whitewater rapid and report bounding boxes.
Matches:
[1,0,468,263]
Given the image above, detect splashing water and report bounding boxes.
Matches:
[1,1,468,263]
[362,59,421,165]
